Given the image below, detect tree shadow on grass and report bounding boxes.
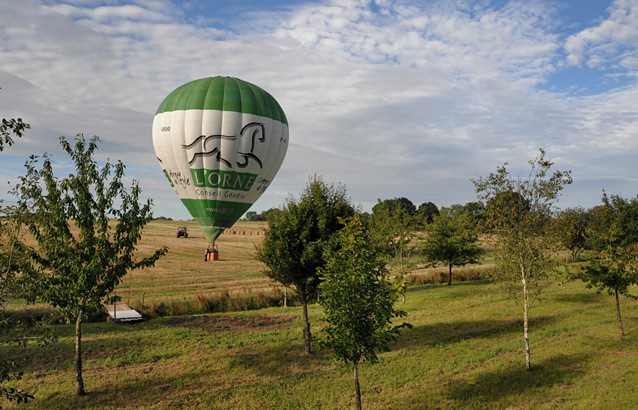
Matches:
[16,313,296,373]
[22,330,323,408]
[227,337,333,379]
[29,365,225,409]
[409,280,496,297]
[553,291,606,304]
[446,352,589,406]
[397,315,556,350]
[11,320,178,374]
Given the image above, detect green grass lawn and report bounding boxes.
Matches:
[4,279,638,409]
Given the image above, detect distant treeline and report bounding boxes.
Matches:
[244,197,483,227]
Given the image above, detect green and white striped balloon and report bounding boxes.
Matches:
[152,76,288,243]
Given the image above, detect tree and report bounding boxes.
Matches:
[319,213,410,410]
[574,194,638,336]
[256,175,354,354]
[472,149,572,371]
[1,118,30,152]
[369,200,415,302]
[0,114,40,405]
[585,204,611,252]
[0,215,37,405]
[416,201,440,225]
[556,207,589,261]
[575,236,638,336]
[12,135,167,395]
[444,202,485,226]
[588,193,638,251]
[421,208,483,285]
[246,207,281,221]
[370,201,414,262]
[372,197,417,217]
[462,201,485,217]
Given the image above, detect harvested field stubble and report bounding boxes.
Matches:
[114,220,280,308]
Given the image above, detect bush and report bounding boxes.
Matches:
[136,288,300,318]
[408,268,485,285]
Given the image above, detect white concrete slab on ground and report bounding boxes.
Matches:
[105,304,143,322]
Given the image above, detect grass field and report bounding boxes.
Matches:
[3,220,638,409]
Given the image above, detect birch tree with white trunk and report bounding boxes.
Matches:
[472,149,572,371]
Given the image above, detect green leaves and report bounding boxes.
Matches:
[256,175,354,301]
[472,149,571,288]
[576,240,638,337]
[0,117,30,152]
[421,209,483,279]
[369,199,415,269]
[319,213,411,366]
[556,207,589,261]
[256,175,355,354]
[471,149,572,369]
[576,243,638,299]
[573,197,638,337]
[12,134,167,313]
[9,134,168,393]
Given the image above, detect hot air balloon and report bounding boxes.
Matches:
[152,76,288,258]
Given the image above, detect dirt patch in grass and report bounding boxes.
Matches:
[165,315,292,333]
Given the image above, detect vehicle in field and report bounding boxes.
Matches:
[177,226,188,238]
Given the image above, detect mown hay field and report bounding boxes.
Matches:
[123,220,274,306]
[67,219,487,312]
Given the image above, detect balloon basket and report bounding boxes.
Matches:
[205,244,219,262]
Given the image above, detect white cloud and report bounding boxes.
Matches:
[45,3,171,23]
[565,0,638,69]
[1,0,638,217]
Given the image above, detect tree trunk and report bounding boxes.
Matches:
[354,362,362,410]
[615,288,625,337]
[448,264,453,285]
[571,249,579,262]
[521,270,531,371]
[75,311,85,396]
[0,240,16,298]
[400,245,407,303]
[302,300,312,354]
[284,287,287,308]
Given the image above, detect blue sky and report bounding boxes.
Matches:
[1,0,638,220]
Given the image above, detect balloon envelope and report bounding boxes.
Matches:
[152,76,288,243]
